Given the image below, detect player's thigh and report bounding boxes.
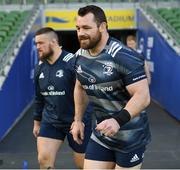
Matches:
[73,152,85,168]
[84,159,115,169]
[84,139,115,169]
[73,152,85,161]
[115,163,142,170]
[37,137,63,156]
[37,122,65,159]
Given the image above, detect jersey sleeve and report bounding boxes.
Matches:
[114,48,146,86]
[67,54,76,72]
[33,64,44,121]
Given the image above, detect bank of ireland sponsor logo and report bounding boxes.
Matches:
[41,85,65,96]
[83,84,113,92]
[48,85,54,91]
[76,65,96,83]
[88,76,96,83]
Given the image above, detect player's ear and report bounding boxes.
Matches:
[50,38,57,46]
[99,22,107,32]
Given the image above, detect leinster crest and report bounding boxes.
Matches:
[103,62,113,76]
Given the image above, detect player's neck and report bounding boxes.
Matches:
[88,34,109,57]
[47,46,62,64]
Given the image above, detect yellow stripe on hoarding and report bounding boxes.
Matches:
[44,9,135,30]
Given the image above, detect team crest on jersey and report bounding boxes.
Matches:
[56,70,63,78]
[39,72,44,79]
[103,62,113,76]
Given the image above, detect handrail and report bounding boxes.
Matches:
[0,4,39,76]
[140,4,180,48]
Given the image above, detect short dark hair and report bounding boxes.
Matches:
[78,5,107,27]
[35,27,59,43]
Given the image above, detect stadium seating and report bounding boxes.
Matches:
[0,0,35,4]
[157,8,180,37]
[0,10,30,54]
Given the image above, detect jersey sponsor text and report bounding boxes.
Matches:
[41,90,65,96]
[83,84,113,92]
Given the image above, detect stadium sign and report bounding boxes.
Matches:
[44,9,135,30]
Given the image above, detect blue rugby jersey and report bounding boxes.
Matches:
[33,50,91,128]
[75,37,151,153]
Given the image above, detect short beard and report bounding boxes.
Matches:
[79,33,101,50]
[40,48,54,61]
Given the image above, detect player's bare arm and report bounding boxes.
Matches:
[124,78,150,118]
[70,79,89,144]
[96,79,150,137]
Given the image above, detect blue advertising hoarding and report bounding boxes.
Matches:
[0,12,42,141]
[137,9,180,120]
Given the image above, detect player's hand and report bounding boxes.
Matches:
[33,120,40,138]
[95,118,120,137]
[70,120,85,145]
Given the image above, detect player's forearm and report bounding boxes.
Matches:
[112,89,150,128]
[74,81,89,121]
[33,96,44,121]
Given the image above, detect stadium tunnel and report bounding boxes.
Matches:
[58,30,136,53]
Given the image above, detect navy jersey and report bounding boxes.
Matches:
[131,48,145,61]
[75,37,151,153]
[33,50,90,129]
